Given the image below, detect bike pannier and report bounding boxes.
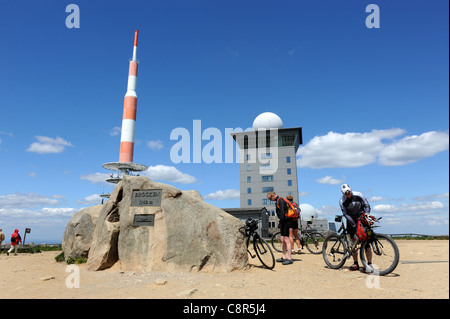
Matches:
[356,220,367,241]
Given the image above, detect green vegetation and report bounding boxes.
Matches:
[55,252,65,262]
[54,251,87,264]
[0,244,62,254]
[390,235,449,240]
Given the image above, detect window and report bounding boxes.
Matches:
[247,188,252,194]
[288,180,292,186]
[247,199,252,206]
[286,156,291,163]
[262,186,274,193]
[247,165,251,171]
[262,175,274,182]
[261,153,272,159]
[262,198,272,205]
[247,176,251,183]
[260,164,273,171]
[287,168,291,175]
[246,154,251,161]
[279,135,296,146]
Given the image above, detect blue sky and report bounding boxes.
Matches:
[0,0,448,243]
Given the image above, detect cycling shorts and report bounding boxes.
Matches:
[279,220,290,236]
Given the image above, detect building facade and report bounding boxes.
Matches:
[230,113,303,233]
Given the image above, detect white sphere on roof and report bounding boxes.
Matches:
[252,112,283,130]
[299,203,318,220]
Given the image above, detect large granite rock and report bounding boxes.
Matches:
[62,205,102,259]
[84,176,247,272]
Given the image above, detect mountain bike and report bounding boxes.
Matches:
[239,218,275,270]
[271,220,325,254]
[322,214,400,276]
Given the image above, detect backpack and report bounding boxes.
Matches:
[356,220,367,241]
[277,198,300,221]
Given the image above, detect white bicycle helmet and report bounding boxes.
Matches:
[341,184,352,194]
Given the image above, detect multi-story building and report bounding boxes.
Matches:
[231,112,303,233]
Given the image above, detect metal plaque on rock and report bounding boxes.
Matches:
[133,214,155,226]
[131,189,162,207]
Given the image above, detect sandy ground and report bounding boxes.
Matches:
[0,240,448,300]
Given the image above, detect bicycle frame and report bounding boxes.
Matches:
[240,219,262,258]
[240,218,275,270]
[330,214,384,260]
[334,215,360,257]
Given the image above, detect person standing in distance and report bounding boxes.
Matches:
[0,229,5,252]
[7,229,22,256]
[339,184,373,271]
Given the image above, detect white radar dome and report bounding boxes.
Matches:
[252,112,283,130]
[299,203,318,220]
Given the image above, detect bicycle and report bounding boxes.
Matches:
[239,217,275,270]
[322,214,400,276]
[271,220,325,255]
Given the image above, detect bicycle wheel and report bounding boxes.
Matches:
[305,232,325,254]
[253,236,275,270]
[322,234,348,269]
[360,233,399,276]
[271,231,283,252]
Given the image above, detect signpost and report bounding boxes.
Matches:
[23,228,31,246]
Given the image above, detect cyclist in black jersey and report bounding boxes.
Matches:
[339,184,373,271]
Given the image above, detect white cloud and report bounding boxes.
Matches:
[0,207,77,226]
[143,165,197,184]
[75,194,102,205]
[369,196,385,202]
[80,173,111,185]
[413,192,449,201]
[40,207,78,217]
[316,175,344,185]
[406,201,445,211]
[299,191,311,197]
[425,217,449,227]
[373,204,399,213]
[296,129,449,169]
[147,140,164,151]
[374,201,446,214]
[204,189,240,201]
[297,128,405,168]
[80,166,197,185]
[26,136,73,154]
[378,131,449,166]
[0,192,60,209]
[109,126,121,136]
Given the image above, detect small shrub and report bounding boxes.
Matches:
[55,252,65,262]
[66,256,87,264]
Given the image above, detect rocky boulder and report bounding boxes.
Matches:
[85,176,248,272]
[62,205,102,259]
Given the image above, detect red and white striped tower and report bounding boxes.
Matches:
[103,30,147,184]
[119,29,139,163]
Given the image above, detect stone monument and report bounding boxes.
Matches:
[63,176,248,272]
